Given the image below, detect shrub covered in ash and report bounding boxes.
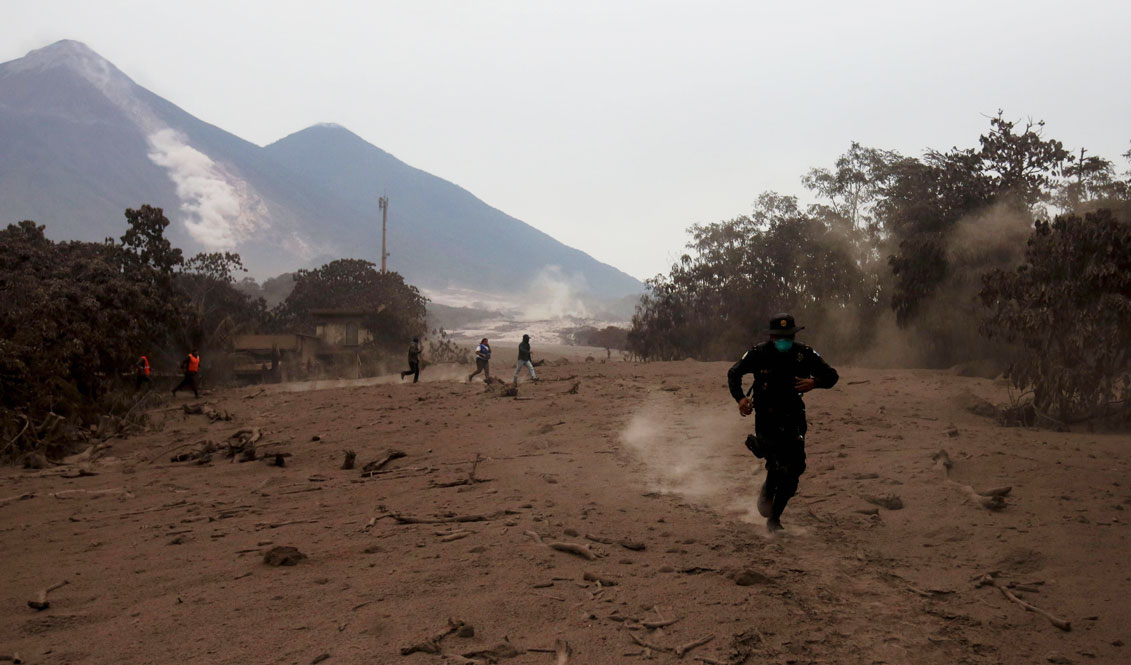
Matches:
[2,207,267,459]
[567,325,629,350]
[427,329,471,364]
[980,210,1131,424]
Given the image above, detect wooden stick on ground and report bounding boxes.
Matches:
[629,632,672,654]
[932,450,1010,511]
[28,580,69,611]
[431,453,491,488]
[548,541,597,560]
[976,574,1070,631]
[0,493,36,508]
[361,450,406,477]
[675,636,715,658]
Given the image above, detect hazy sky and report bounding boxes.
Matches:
[4,1,1130,280]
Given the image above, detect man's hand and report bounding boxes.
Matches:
[794,377,816,393]
[738,397,754,417]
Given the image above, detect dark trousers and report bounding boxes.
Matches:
[135,373,151,391]
[401,360,420,383]
[750,412,808,519]
[173,371,199,397]
[469,358,490,380]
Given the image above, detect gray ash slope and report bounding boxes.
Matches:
[0,40,642,299]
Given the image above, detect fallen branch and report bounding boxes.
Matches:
[976,574,1070,631]
[548,541,597,560]
[256,519,319,530]
[629,632,672,654]
[361,450,406,477]
[1,415,30,458]
[931,450,1009,511]
[430,453,491,488]
[28,579,69,611]
[399,618,470,656]
[676,636,715,658]
[0,493,36,508]
[50,488,131,499]
[439,530,472,542]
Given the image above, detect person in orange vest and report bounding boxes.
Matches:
[135,354,151,390]
[172,348,201,398]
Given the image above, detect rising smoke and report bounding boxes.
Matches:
[146,129,269,249]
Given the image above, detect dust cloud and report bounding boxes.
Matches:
[521,266,591,320]
[619,394,766,524]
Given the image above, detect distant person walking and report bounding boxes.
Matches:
[172,348,201,398]
[400,337,422,383]
[513,334,537,385]
[727,314,838,535]
[468,338,491,382]
[135,354,151,391]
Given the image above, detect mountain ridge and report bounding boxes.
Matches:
[0,40,643,300]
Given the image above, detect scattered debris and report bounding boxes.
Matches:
[933,450,1011,511]
[341,450,356,470]
[263,546,307,566]
[27,579,69,611]
[461,640,522,662]
[400,618,471,656]
[628,632,714,658]
[583,571,618,586]
[565,382,580,395]
[431,453,490,488]
[976,573,1070,631]
[182,403,231,422]
[728,569,771,587]
[864,494,904,511]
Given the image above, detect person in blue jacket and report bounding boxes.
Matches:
[468,338,491,382]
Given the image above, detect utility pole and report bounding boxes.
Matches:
[378,195,389,273]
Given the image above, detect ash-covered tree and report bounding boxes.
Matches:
[0,212,182,431]
[628,193,871,361]
[176,251,267,351]
[274,259,426,348]
[980,210,1131,424]
[884,113,1071,328]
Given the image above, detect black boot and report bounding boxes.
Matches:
[756,478,773,518]
[766,516,785,534]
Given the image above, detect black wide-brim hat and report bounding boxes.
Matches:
[767,313,804,335]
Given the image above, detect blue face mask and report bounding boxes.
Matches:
[773,338,794,352]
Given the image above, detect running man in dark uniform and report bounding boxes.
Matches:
[728,314,838,534]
